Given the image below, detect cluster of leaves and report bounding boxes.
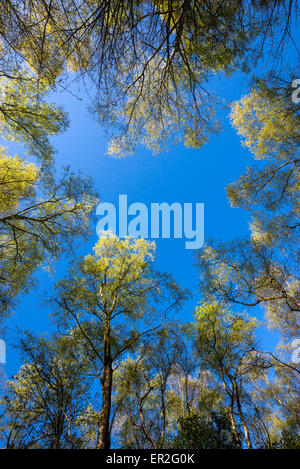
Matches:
[0,9,98,320]
[1,332,92,448]
[196,71,300,340]
[0,1,297,156]
[0,152,97,316]
[229,74,300,250]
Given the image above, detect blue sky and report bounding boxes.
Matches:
[3,48,298,379]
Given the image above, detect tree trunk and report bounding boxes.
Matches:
[229,397,242,448]
[235,385,253,449]
[138,388,157,449]
[97,363,113,449]
[221,372,241,448]
[97,316,112,449]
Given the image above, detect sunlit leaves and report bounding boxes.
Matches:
[0,147,38,212]
[2,1,294,157]
[196,239,300,337]
[0,150,97,317]
[0,332,91,448]
[229,76,300,249]
[0,70,69,162]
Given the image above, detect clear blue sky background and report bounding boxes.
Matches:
[2,33,299,381]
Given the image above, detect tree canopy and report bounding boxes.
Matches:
[0,0,299,451]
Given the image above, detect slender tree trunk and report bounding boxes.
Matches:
[159,383,167,447]
[221,371,241,448]
[235,385,253,449]
[229,396,241,448]
[138,388,157,449]
[97,362,113,449]
[97,316,113,449]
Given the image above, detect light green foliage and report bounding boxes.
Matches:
[0,146,38,212]
[230,77,300,161]
[55,236,159,328]
[93,1,293,157]
[229,76,300,248]
[1,1,293,157]
[95,0,263,157]
[54,235,184,332]
[194,301,260,448]
[0,70,68,161]
[113,325,199,449]
[102,55,219,158]
[197,240,300,337]
[194,301,258,372]
[0,1,70,83]
[84,236,157,319]
[159,0,255,72]
[52,236,186,449]
[0,332,91,448]
[0,148,97,317]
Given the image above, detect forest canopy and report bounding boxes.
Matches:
[0,0,299,450]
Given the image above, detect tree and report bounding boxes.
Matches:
[52,235,187,449]
[196,239,300,339]
[1,1,297,157]
[249,353,300,448]
[113,322,244,449]
[113,324,194,449]
[196,72,300,340]
[193,72,300,448]
[195,72,300,407]
[194,301,260,448]
[229,72,300,250]
[0,148,97,318]
[74,0,300,157]
[0,69,68,163]
[173,410,239,449]
[0,331,91,448]
[0,27,97,320]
